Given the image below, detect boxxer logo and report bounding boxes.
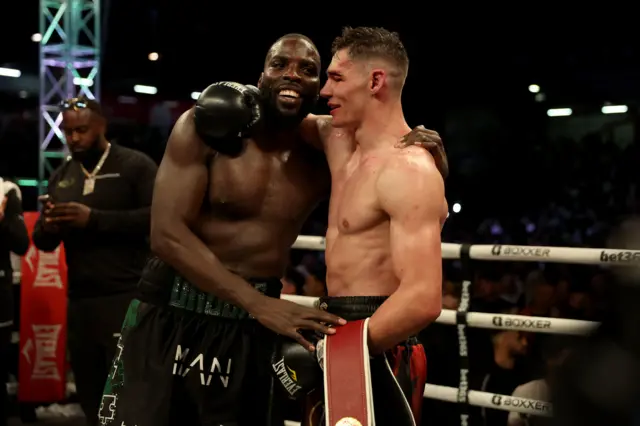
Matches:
[173,345,232,388]
[492,316,551,330]
[491,245,550,258]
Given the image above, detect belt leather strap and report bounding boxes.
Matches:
[324,318,374,426]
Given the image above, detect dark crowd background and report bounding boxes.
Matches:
[2,4,640,426]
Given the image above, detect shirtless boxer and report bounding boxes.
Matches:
[275,27,447,425]
[98,33,447,426]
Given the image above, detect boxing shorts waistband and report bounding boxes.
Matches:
[319,295,420,347]
[137,256,281,320]
[318,296,388,321]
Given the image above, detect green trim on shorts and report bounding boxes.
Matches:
[169,275,264,320]
[102,299,140,396]
[99,299,141,425]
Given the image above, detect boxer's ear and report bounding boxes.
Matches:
[258,73,264,89]
[370,69,385,95]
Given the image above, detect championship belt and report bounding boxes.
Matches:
[321,318,418,426]
[323,318,374,426]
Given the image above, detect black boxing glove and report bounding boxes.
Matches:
[270,336,323,400]
[193,82,262,156]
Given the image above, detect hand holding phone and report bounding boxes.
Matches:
[38,195,60,233]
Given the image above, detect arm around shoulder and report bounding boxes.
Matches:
[299,114,355,171]
[298,114,329,151]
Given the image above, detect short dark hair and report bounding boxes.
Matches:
[277,33,317,50]
[331,26,409,82]
[266,33,320,67]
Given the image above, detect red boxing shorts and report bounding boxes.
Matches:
[304,296,427,426]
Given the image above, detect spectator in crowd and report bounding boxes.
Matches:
[302,261,326,297]
[508,337,574,426]
[442,279,460,309]
[31,97,157,425]
[499,268,525,308]
[0,178,28,426]
[471,325,530,426]
[281,266,306,295]
[282,260,326,297]
[521,273,559,318]
[562,284,591,320]
[470,267,514,314]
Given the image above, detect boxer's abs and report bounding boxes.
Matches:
[326,151,398,297]
[325,223,398,297]
[194,216,300,278]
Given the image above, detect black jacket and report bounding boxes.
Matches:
[32,144,158,298]
[0,184,29,323]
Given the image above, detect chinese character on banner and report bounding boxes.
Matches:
[18,212,68,402]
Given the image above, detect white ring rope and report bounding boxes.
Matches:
[422,384,551,417]
[282,384,551,426]
[287,235,619,422]
[281,294,559,421]
[293,235,640,266]
[281,295,599,336]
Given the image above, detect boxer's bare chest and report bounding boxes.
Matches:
[207,139,329,223]
[329,150,387,236]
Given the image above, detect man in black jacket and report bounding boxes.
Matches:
[0,178,29,426]
[32,97,157,426]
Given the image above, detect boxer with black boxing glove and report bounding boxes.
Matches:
[100,32,448,426]
[193,82,262,156]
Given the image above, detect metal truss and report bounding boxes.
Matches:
[38,0,100,193]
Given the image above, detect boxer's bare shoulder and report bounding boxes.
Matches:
[377,146,448,225]
[326,144,447,296]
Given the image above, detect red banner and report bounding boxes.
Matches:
[18,212,68,402]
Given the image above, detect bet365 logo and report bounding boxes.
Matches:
[600,250,640,263]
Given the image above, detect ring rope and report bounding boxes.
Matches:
[288,235,612,423]
[280,294,570,422]
[422,384,551,417]
[280,295,599,336]
[282,384,551,426]
[293,235,640,265]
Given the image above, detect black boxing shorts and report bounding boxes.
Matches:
[305,296,427,426]
[98,256,283,426]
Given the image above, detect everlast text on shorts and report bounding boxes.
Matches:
[491,245,550,258]
[492,316,551,330]
[600,250,640,264]
[491,395,551,414]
